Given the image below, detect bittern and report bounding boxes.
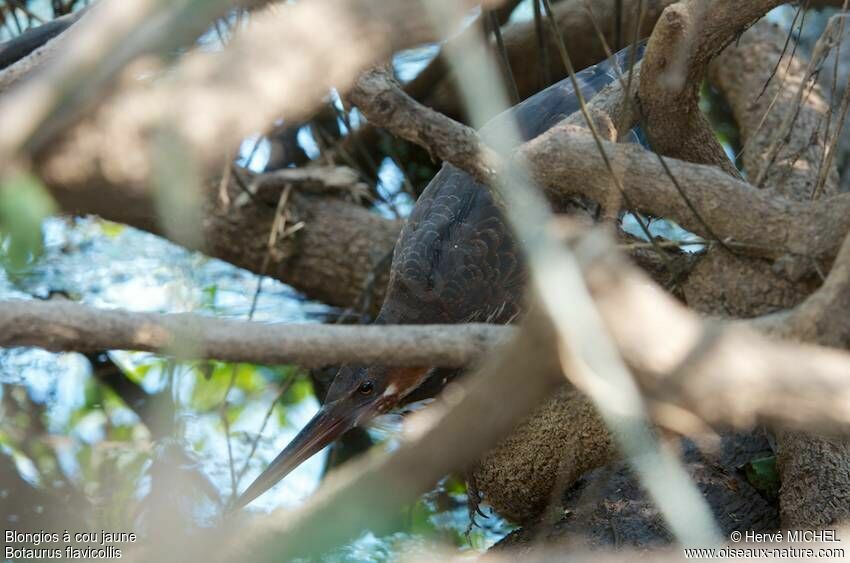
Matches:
[233,44,644,510]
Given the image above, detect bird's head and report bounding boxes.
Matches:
[231,364,430,510]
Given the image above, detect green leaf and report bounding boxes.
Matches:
[200,284,218,311]
[0,172,56,272]
[98,220,126,239]
[743,455,780,500]
[407,499,438,536]
[281,374,313,405]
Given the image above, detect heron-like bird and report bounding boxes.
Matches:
[233,44,644,510]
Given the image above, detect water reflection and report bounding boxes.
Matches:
[0,217,512,560]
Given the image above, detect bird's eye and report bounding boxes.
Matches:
[357,381,374,395]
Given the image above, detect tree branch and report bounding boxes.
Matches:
[710,21,840,200]
[638,0,784,176]
[27,0,497,188]
[0,299,508,368]
[3,228,850,433]
[352,53,850,268]
[524,125,850,263]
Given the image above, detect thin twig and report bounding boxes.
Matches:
[488,10,520,104]
[754,14,848,188]
[582,1,734,255]
[222,182,295,503]
[234,373,299,485]
[812,0,850,199]
[532,0,551,89]
[540,0,676,271]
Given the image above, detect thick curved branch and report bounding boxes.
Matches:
[638,0,785,176]
[45,162,400,314]
[710,21,839,200]
[25,0,492,187]
[349,67,499,184]
[3,229,850,433]
[524,125,850,263]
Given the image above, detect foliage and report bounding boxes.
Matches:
[0,172,56,274]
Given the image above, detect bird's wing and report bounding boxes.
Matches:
[379,164,524,325]
[377,43,647,326]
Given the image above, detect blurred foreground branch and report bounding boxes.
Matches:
[3,227,850,430]
[351,58,850,267]
[137,225,850,562]
[28,0,500,188]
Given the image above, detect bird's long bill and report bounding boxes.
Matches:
[231,401,356,511]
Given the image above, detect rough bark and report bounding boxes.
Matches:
[774,273,850,534]
[470,386,613,524]
[493,432,779,550]
[419,0,677,121]
[704,21,850,530]
[776,432,850,529]
[41,162,400,315]
[205,173,401,315]
[637,0,787,177]
[710,22,839,200]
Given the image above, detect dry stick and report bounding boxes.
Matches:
[222,182,295,502]
[738,4,812,169]
[755,0,808,103]
[532,0,551,89]
[329,96,406,217]
[814,72,850,197]
[540,0,676,272]
[621,0,646,123]
[8,1,46,26]
[734,3,809,166]
[234,373,299,486]
[314,121,380,199]
[754,14,848,188]
[581,1,734,255]
[425,0,720,546]
[7,3,23,34]
[812,1,847,198]
[813,0,850,199]
[488,10,520,105]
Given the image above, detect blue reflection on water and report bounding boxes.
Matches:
[0,217,511,558]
